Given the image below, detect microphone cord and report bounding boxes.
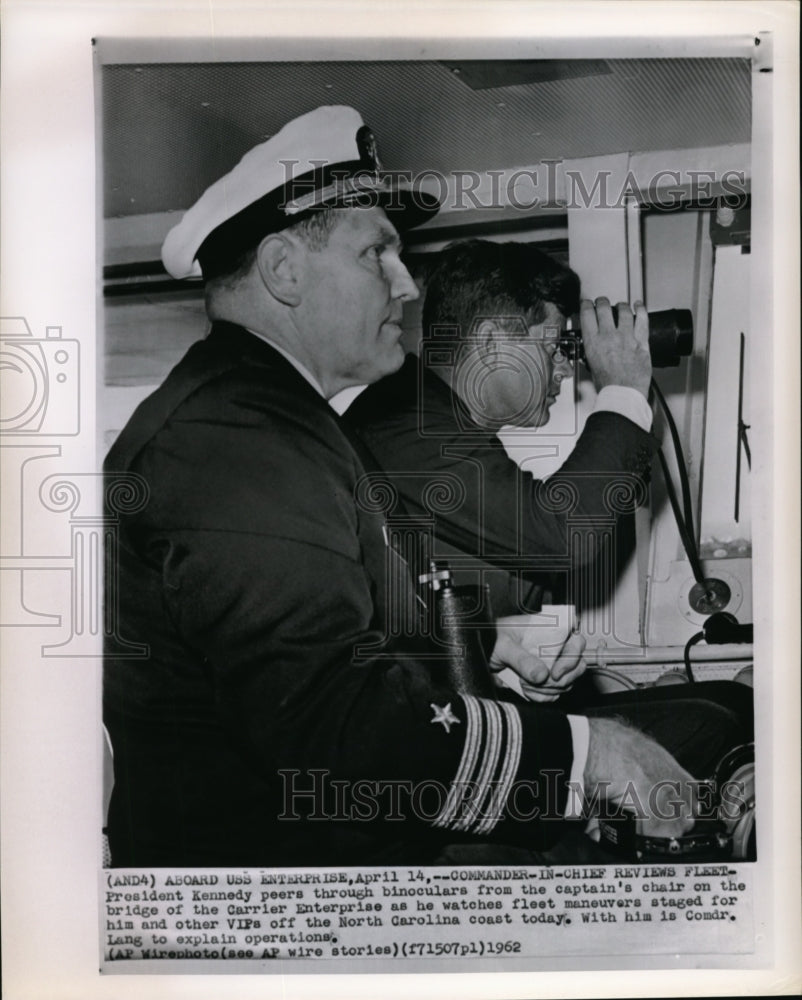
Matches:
[650,377,707,587]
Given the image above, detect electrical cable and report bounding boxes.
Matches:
[649,383,754,682]
[655,446,707,585]
[683,631,704,683]
[650,377,707,587]
[651,377,697,539]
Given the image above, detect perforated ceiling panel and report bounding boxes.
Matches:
[103,58,751,219]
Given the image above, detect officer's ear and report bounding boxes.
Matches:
[474,319,500,367]
[255,234,303,306]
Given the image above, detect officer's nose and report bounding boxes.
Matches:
[389,257,420,303]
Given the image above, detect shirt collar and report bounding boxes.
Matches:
[245,328,326,399]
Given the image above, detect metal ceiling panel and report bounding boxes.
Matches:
[102,57,751,219]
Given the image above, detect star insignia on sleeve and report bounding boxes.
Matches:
[430,702,460,734]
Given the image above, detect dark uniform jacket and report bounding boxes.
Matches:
[103,322,577,868]
[345,354,658,616]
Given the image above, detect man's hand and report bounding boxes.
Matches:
[584,717,698,839]
[490,613,587,703]
[580,297,652,398]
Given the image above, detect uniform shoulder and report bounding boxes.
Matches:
[108,332,363,554]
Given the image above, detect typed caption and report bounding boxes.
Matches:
[102,864,753,969]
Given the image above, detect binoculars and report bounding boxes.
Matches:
[560,307,694,369]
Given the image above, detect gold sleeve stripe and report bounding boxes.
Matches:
[432,694,482,830]
[432,696,523,835]
[453,698,503,833]
[474,700,523,835]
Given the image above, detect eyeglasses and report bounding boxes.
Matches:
[530,335,573,366]
[551,345,571,365]
[556,317,584,364]
[522,322,575,365]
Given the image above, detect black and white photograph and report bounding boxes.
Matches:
[1,2,799,998]
[100,45,759,870]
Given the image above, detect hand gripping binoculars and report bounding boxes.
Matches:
[560,307,694,368]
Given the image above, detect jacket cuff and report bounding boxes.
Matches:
[427,695,574,849]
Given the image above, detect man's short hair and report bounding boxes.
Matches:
[203,208,342,289]
[421,239,581,340]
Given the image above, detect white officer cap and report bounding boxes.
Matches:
[162,105,440,280]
